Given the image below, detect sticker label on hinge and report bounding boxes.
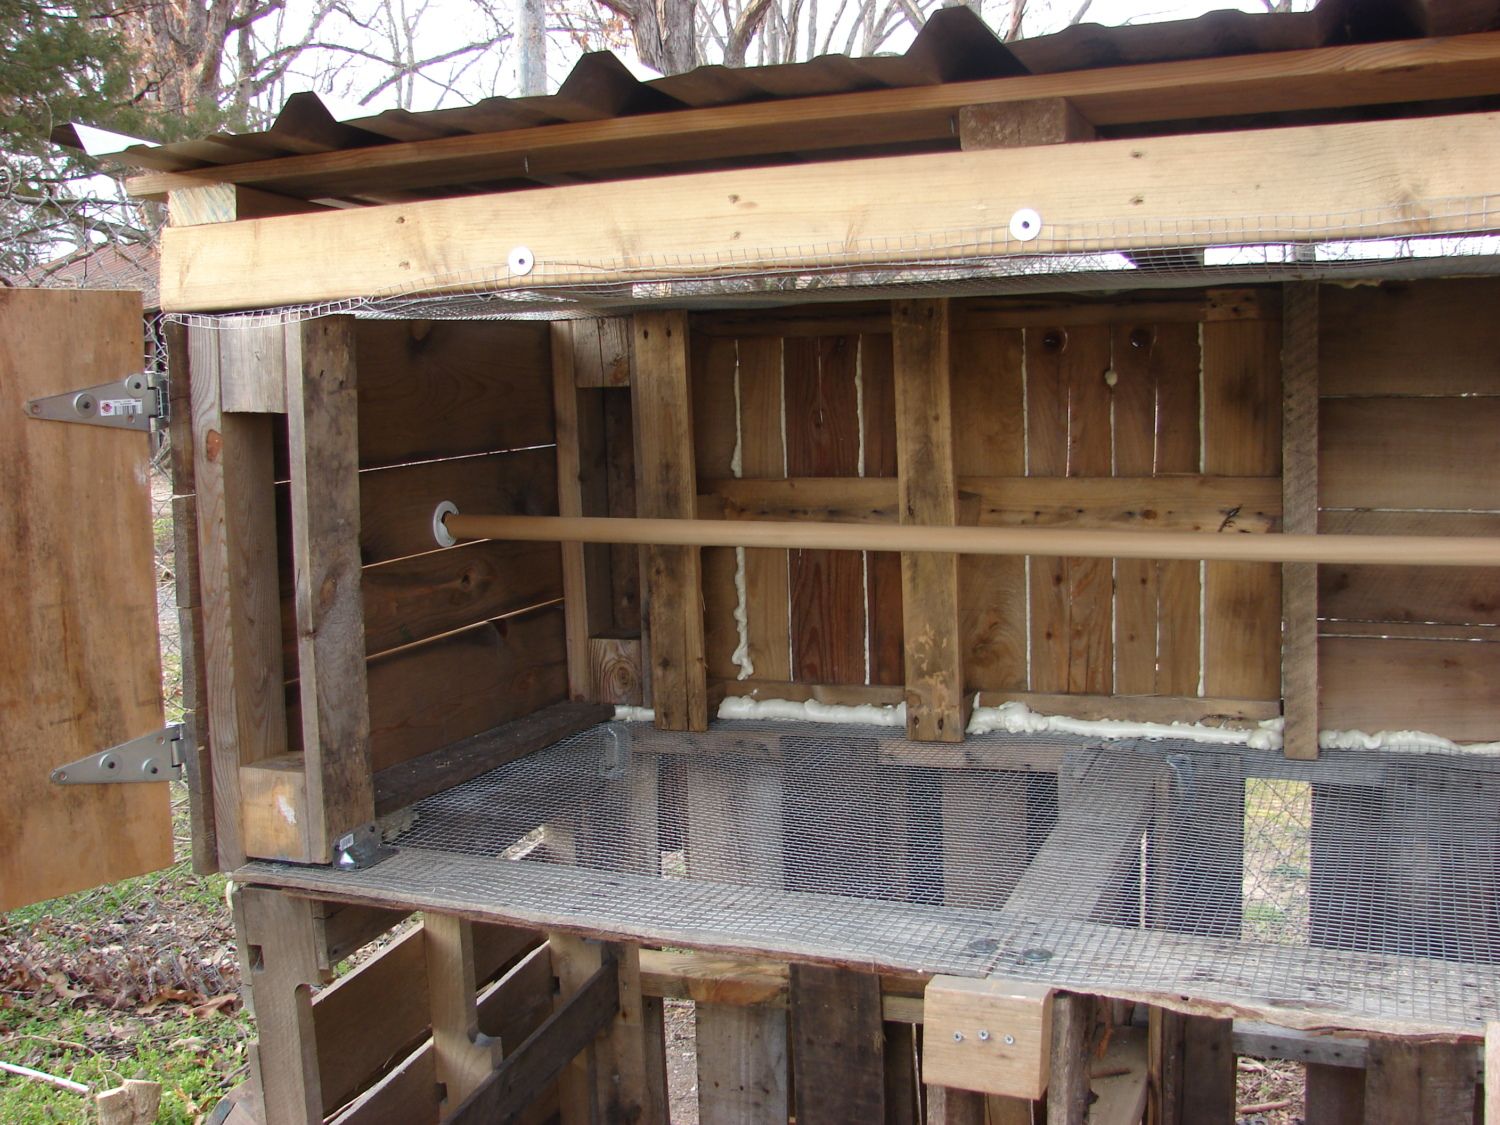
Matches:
[99,399,141,417]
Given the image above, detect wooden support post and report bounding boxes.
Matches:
[926,1086,985,1125]
[189,325,289,868]
[1365,1039,1476,1124]
[1304,1063,1365,1125]
[550,935,659,1125]
[1048,993,1094,1125]
[236,887,326,1125]
[892,299,969,742]
[554,322,617,702]
[1281,282,1320,760]
[1147,1008,1236,1125]
[287,316,374,861]
[424,913,504,1110]
[790,964,886,1125]
[632,310,708,730]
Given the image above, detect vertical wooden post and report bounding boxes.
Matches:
[1048,993,1094,1125]
[286,316,374,861]
[790,964,886,1125]
[550,935,659,1125]
[1281,282,1321,760]
[892,298,969,742]
[424,913,503,1110]
[632,310,709,730]
[236,887,326,1125]
[1365,1039,1476,1124]
[189,326,289,868]
[1304,1063,1365,1124]
[554,322,617,702]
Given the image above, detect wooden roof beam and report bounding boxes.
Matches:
[130,32,1500,202]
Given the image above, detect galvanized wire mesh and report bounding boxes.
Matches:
[386,720,1500,1029]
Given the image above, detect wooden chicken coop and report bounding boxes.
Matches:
[14,1,1500,1122]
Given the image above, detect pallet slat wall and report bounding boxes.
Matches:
[273,320,567,783]
[1317,279,1500,742]
[695,292,1285,710]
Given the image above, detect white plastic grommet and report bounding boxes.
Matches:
[432,500,459,547]
[508,246,535,276]
[1009,208,1043,242]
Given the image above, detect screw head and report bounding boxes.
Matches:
[952,1031,964,1042]
[978,1030,990,1042]
[1004,1034,1016,1046]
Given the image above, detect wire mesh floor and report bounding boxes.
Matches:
[308,721,1500,1031]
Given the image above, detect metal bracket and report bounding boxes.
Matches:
[50,722,189,785]
[334,823,395,870]
[24,371,169,454]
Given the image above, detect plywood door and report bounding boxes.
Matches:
[0,289,172,911]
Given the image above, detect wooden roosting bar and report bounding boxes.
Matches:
[99,2,1500,1122]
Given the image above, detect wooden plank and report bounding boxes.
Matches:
[0,289,173,909]
[361,607,567,773]
[167,182,326,225]
[862,332,905,687]
[1047,994,1094,1125]
[959,97,1094,149]
[785,335,866,684]
[1320,278,1500,397]
[572,318,632,388]
[286,316,374,861]
[190,323,289,869]
[1304,1064,1366,1125]
[694,334,741,684]
[1365,1040,1476,1125]
[1321,397,1500,511]
[372,700,611,816]
[1487,1022,1500,1125]
[922,977,1052,1099]
[312,901,408,969]
[1282,283,1321,761]
[696,1005,789,1125]
[157,112,1500,307]
[893,299,967,742]
[137,34,1500,201]
[1111,321,1202,697]
[588,634,642,705]
[1203,314,1282,701]
[553,322,606,701]
[925,1086,985,1124]
[951,327,1027,693]
[633,310,708,731]
[790,964,886,1125]
[357,445,557,566]
[218,323,289,414]
[450,955,620,1125]
[360,539,563,659]
[710,474,1281,532]
[741,335,793,683]
[1319,636,1500,742]
[424,914,504,1110]
[1320,563,1500,628]
[1026,323,1114,696]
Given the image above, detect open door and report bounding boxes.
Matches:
[0,288,174,911]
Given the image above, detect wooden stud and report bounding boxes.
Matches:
[167,182,325,226]
[1047,994,1094,1125]
[219,323,289,414]
[790,964,886,1125]
[549,935,654,1125]
[697,1005,790,1125]
[190,324,289,868]
[287,316,374,861]
[424,913,504,1110]
[588,633,643,706]
[739,335,792,684]
[892,299,969,742]
[925,1085,985,1124]
[236,887,325,1125]
[632,310,709,730]
[1304,1063,1365,1125]
[1281,283,1320,760]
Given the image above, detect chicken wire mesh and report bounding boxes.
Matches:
[382,720,1500,1029]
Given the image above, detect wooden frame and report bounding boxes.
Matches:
[160,110,1500,310]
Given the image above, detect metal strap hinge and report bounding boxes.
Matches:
[24,371,169,452]
[50,721,189,785]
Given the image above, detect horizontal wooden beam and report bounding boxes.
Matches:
[160,110,1500,311]
[442,512,1500,567]
[704,474,1281,532]
[129,33,1500,201]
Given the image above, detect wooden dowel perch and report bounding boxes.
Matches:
[440,512,1500,568]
